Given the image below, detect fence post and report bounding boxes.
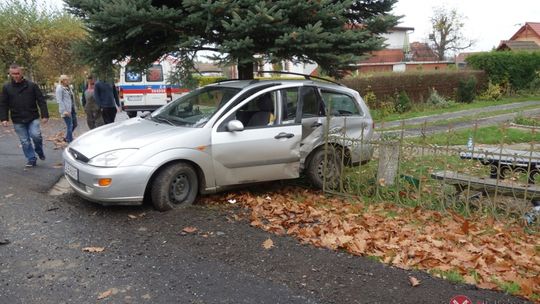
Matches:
[377,141,400,186]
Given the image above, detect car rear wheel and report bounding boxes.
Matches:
[151,162,198,211]
[306,147,342,190]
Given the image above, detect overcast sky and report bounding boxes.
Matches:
[41,0,540,52]
[393,0,540,51]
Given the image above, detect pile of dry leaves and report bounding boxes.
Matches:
[200,187,540,301]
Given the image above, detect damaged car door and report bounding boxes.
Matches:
[211,87,303,186]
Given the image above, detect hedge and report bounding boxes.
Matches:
[340,70,487,106]
[466,51,540,90]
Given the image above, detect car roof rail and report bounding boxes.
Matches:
[256,71,342,86]
[209,78,261,85]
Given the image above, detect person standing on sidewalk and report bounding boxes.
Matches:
[81,75,103,129]
[94,77,120,124]
[0,64,49,167]
[56,75,78,143]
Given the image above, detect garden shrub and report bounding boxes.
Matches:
[341,70,487,106]
[394,91,412,113]
[466,51,540,90]
[427,88,452,108]
[362,86,378,109]
[478,81,503,101]
[456,76,477,103]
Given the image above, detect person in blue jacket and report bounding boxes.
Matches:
[94,76,120,124]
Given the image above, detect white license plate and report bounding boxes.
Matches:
[64,162,78,181]
[127,95,143,101]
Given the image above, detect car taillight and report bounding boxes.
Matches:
[119,88,124,99]
[166,87,172,102]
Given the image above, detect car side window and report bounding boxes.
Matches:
[321,91,362,116]
[300,86,324,118]
[234,91,278,129]
[280,88,299,125]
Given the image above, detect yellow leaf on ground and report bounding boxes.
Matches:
[128,214,138,219]
[97,289,112,300]
[262,238,274,249]
[408,276,421,287]
[182,226,198,233]
[82,247,105,253]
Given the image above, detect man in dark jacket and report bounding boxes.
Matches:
[0,64,49,167]
[94,78,120,124]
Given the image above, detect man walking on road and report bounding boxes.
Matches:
[0,64,49,167]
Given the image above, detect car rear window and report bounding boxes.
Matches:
[146,65,163,82]
[125,67,142,82]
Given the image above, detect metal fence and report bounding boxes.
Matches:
[319,122,540,226]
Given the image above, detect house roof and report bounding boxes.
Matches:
[497,40,540,51]
[409,42,438,61]
[509,22,540,40]
[360,49,404,64]
[455,52,482,64]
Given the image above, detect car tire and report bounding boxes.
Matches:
[151,162,198,211]
[126,111,137,118]
[306,146,342,190]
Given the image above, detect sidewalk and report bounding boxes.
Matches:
[0,112,128,193]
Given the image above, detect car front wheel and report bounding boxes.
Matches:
[151,162,198,211]
[126,111,137,118]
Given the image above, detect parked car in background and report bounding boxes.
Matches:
[63,77,374,211]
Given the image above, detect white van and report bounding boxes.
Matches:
[118,55,189,118]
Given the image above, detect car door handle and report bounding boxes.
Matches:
[311,122,322,128]
[275,132,294,139]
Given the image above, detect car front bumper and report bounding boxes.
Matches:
[62,149,154,205]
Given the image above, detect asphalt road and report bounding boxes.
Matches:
[0,115,531,303]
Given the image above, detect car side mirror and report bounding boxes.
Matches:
[227,120,244,132]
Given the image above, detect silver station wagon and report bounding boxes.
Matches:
[63,78,374,210]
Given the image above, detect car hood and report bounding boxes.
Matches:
[69,118,196,158]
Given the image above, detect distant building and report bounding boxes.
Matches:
[354,27,454,73]
[496,22,540,51]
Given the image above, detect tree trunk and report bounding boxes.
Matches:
[238,61,254,80]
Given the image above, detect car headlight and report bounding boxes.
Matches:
[88,149,138,167]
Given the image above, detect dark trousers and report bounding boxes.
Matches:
[101,107,117,124]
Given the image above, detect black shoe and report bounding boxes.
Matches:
[38,153,46,161]
[25,161,36,168]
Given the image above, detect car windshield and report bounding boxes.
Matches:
[150,86,240,127]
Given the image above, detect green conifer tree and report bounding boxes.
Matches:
[66,0,398,79]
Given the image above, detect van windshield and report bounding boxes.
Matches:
[150,86,240,127]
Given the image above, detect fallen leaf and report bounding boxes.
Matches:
[461,220,470,235]
[97,289,112,300]
[4,194,14,198]
[378,178,386,187]
[408,276,421,287]
[262,238,274,249]
[82,247,105,253]
[182,226,198,233]
[128,214,138,219]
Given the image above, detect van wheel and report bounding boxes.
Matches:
[151,162,198,211]
[126,111,137,118]
[306,147,342,190]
